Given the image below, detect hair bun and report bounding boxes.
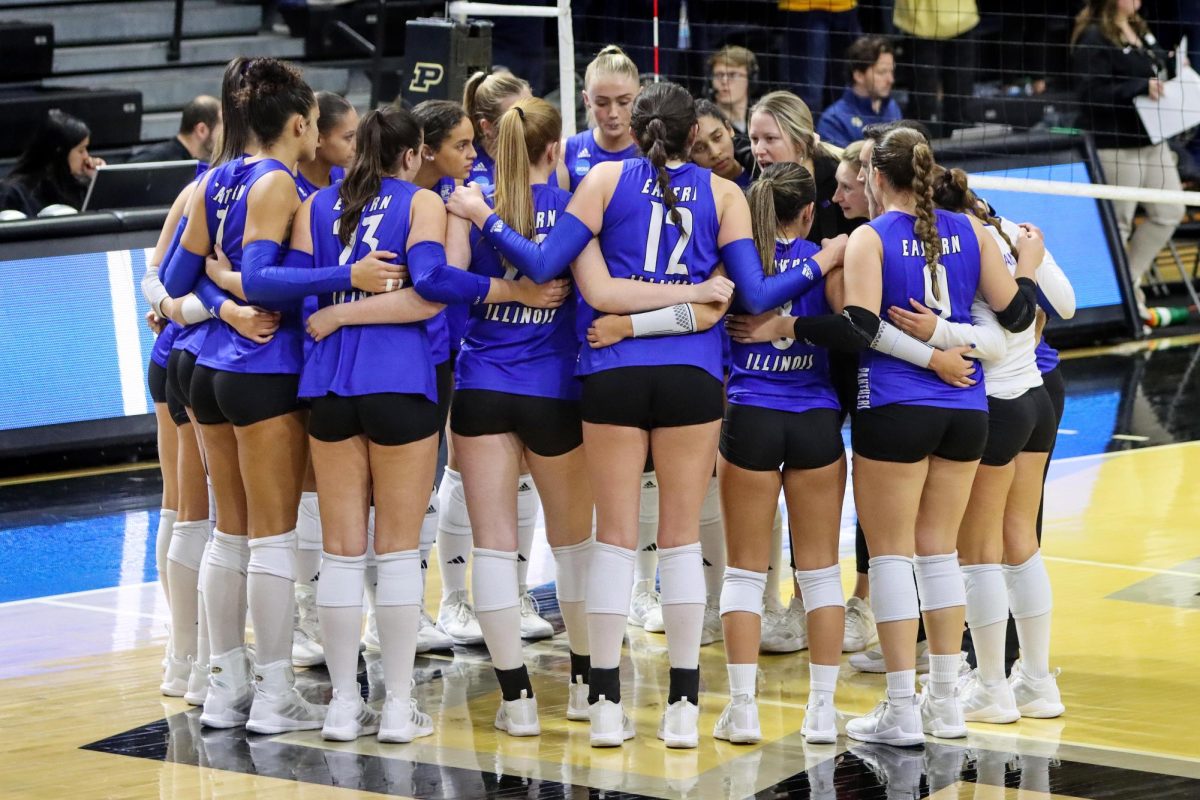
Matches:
[240,58,303,102]
[597,44,627,57]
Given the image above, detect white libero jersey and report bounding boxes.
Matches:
[976,221,1042,399]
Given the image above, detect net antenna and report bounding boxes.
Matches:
[446,1,577,137]
[652,0,660,82]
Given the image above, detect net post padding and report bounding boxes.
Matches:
[446,0,576,137]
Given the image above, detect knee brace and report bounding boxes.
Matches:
[436,467,472,536]
[914,552,965,612]
[420,488,439,549]
[658,543,706,607]
[868,555,919,623]
[296,492,323,551]
[207,530,250,576]
[1004,551,1052,620]
[167,519,210,571]
[374,550,422,607]
[962,563,1009,629]
[699,476,722,527]
[795,563,844,611]
[719,567,766,616]
[586,541,636,616]
[246,531,297,581]
[471,548,519,613]
[552,538,592,604]
[317,552,366,608]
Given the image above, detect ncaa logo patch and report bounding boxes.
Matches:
[409,62,445,93]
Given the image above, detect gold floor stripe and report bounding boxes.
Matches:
[0,461,161,488]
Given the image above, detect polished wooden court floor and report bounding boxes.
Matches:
[2,335,1199,799]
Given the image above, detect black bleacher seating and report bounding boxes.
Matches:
[0,21,54,83]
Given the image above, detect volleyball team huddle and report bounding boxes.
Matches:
[144,44,1073,751]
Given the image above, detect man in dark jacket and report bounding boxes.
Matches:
[128,95,221,163]
[817,35,902,148]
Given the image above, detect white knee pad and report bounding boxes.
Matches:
[374,550,422,607]
[1004,551,1053,620]
[658,543,706,607]
[436,467,472,535]
[795,564,844,611]
[317,552,366,608]
[586,541,636,616]
[207,531,250,576]
[167,519,210,571]
[516,474,537,528]
[700,476,722,526]
[471,548,520,613]
[296,492,323,551]
[868,555,919,623]
[420,489,439,549]
[719,567,766,616]
[552,538,592,604]
[246,531,297,581]
[962,563,1009,629]
[638,471,659,526]
[914,551,965,612]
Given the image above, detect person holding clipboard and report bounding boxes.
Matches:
[1071,0,1185,323]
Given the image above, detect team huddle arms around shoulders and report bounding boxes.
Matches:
[146,47,1070,750]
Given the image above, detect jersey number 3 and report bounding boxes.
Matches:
[643,202,693,276]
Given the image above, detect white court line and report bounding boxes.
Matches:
[1043,555,1200,580]
[36,598,170,623]
[0,581,156,609]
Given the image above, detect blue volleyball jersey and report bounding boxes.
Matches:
[564,129,639,192]
[163,212,212,356]
[726,238,840,413]
[466,145,495,191]
[299,179,437,401]
[857,209,987,411]
[423,177,457,363]
[456,183,579,400]
[294,165,346,200]
[578,159,724,381]
[196,158,305,375]
[1035,339,1059,374]
[151,321,180,367]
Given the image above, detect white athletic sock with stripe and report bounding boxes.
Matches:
[157,509,177,604]
[587,541,636,669]
[635,472,659,585]
[295,492,323,591]
[1006,551,1054,679]
[204,531,249,656]
[317,552,366,697]
[246,531,297,666]
[658,543,705,670]
[166,519,208,661]
[516,475,537,594]
[375,550,422,707]
[764,508,785,609]
[436,468,472,599]
[698,476,725,605]
[472,549,524,670]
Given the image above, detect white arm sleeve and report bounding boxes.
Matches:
[141,264,170,316]
[1035,246,1075,319]
[928,297,1008,362]
[629,304,698,337]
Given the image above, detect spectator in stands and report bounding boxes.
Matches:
[691,100,755,188]
[129,95,222,164]
[708,45,759,134]
[778,0,862,113]
[893,0,979,136]
[0,109,104,218]
[1072,0,1184,322]
[816,36,901,147]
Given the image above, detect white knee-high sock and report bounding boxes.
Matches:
[157,509,177,602]
[553,538,591,656]
[472,549,524,670]
[963,563,1010,684]
[516,475,537,595]
[375,550,423,704]
[246,531,297,665]
[1006,551,1054,679]
[419,489,439,596]
[204,531,249,656]
[658,543,706,670]
[166,519,208,661]
[318,552,366,696]
[295,492,323,592]
[435,468,472,598]
[764,507,785,609]
[196,537,212,666]
[587,541,636,669]
[635,472,659,585]
[698,476,725,606]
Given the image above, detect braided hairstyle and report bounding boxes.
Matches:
[931,166,1016,256]
[630,81,696,233]
[870,127,943,299]
[747,162,816,276]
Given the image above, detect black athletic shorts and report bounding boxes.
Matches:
[829,351,858,424]
[980,386,1058,467]
[190,365,301,427]
[720,404,844,471]
[1042,366,1065,426]
[451,389,583,457]
[166,348,199,410]
[852,404,988,463]
[309,392,439,446]
[581,365,724,430]
[149,359,189,426]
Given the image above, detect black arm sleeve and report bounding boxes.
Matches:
[996,277,1038,333]
[790,305,880,353]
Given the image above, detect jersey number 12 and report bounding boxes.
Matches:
[643,202,693,276]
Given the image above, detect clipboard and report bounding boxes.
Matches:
[1134,36,1200,144]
